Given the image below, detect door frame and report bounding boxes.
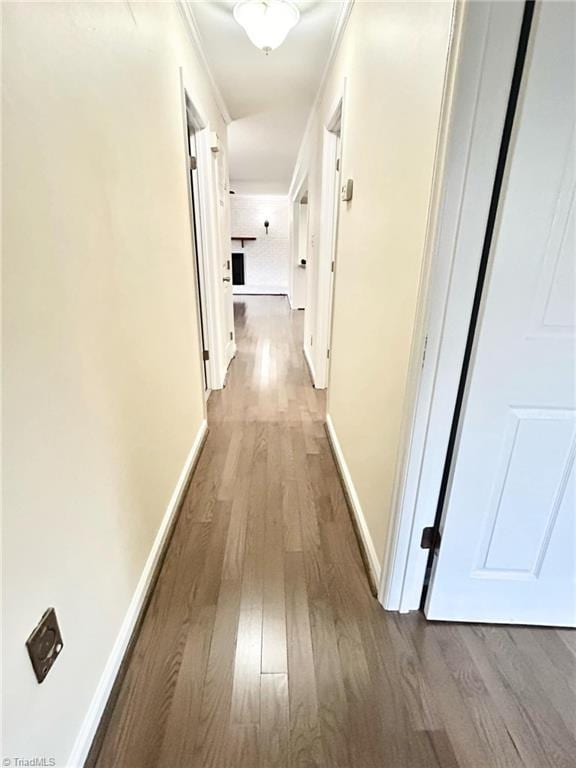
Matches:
[312,84,346,389]
[379,0,528,612]
[288,180,308,311]
[186,116,211,396]
[179,71,229,398]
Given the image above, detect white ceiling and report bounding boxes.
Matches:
[189,1,344,194]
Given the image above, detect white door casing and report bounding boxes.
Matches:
[188,127,211,393]
[313,88,345,389]
[380,1,524,613]
[325,132,342,387]
[180,71,232,392]
[216,144,236,368]
[426,1,576,626]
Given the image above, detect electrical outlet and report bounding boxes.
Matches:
[26,608,63,683]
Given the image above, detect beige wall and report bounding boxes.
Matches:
[301,1,453,567]
[2,2,227,763]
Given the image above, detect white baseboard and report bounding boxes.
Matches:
[225,339,237,365]
[303,345,316,387]
[67,419,208,767]
[325,414,382,587]
[287,293,304,311]
[233,285,287,295]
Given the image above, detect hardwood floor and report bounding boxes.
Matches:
[93,296,576,768]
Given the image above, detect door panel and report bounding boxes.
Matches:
[426,2,576,626]
[187,127,210,391]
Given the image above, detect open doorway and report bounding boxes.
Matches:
[382,1,575,628]
[288,184,308,311]
[324,113,342,388]
[180,80,236,399]
[303,93,343,390]
[185,111,211,394]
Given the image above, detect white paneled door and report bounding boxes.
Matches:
[426,2,576,626]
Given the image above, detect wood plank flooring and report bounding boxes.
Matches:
[93,296,576,768]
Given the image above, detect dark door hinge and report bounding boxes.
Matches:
[189,155,197,171]
[421,334,428,368]
[336,158,340,172]
[420,526,441,551]
[331,261,335,273]
[327,348,330,359]
[229,331,233,341]
[203,349,209,362]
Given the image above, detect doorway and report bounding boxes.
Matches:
[382,0,575,628]
[291,191,308,311]
[424,0,575,627]
[303,92,344,390]
[185,114,211,394]
[232,252,245,286]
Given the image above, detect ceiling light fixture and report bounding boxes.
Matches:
[233,0,300,55]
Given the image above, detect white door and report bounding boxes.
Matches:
[187,126,210,392]
[426,1,576,627]
[326,131,341,379]
[217,150,235,366]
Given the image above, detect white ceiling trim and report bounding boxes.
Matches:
[288,0,355,199]
[177,1,233,125]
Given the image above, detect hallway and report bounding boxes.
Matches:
[91,297,576,768]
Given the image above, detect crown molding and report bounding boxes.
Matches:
[177,1,233,125]
[288,0,355,199]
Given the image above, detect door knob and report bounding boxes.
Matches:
[223,277,231,283]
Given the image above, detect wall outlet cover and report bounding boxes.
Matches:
[26,607,64,683]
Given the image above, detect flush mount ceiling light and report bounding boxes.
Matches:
[233,0,300,55]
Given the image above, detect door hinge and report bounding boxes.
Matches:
[421,334,428,368]
[336,158,340,172]
[203,349,209,362]
[327,348,330,359]
[331,261,335,273]
[310,335,313,346]
[189,155,197,171]
[229,331,233,341]
[420,526,441,551]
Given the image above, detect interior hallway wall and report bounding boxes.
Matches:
[2,2,228,763]
[230,194,289,295]
[297,1,454,573]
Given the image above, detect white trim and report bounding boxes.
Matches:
[288,0,354,200]
[67,420,208,768]
[326,414,382,586]
[288,177,309,310]
[312,86,345,390]
[181,75,229,393]
[225,339,237,367]
[179,76,211,412]
[303,344,316,387]
[233,285,287,296]
[177,1,232,125]
[231,193,289,203]
[379,0,526,613]
[196,126,228,390]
